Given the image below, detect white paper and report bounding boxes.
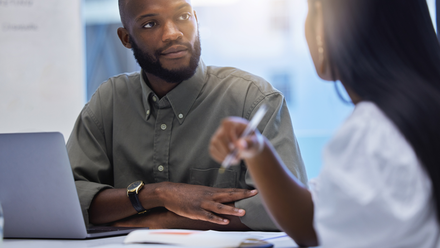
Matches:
[124,229,262,248]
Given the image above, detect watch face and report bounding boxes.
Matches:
[128,181,142,191]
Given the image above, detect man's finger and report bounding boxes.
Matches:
[212,189,258,202]
[201,201,246,216]
[195,210,230,225]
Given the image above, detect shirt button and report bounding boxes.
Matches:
[152,96,157,102]
[160,124,167,130]
[146,110,150,115]
[158,165,164,172]
[178,114,183,119]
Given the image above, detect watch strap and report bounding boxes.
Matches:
[128,191,148,214]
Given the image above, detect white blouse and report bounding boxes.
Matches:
[311,101,440,248]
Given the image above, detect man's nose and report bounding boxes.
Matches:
[162,21,183,42]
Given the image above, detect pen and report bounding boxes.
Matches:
[219,104,268,173]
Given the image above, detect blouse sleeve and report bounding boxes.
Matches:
[311,102,435,248]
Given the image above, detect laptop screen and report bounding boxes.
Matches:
[0,132,90,239]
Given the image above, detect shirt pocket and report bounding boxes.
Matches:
[189,168,237,188]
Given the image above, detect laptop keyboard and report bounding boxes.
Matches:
[87,226,142,233]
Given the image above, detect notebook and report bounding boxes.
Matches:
[0,132,147,239]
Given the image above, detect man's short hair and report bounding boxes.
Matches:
[118,0,127,27]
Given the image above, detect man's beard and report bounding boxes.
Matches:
[130,33,201,84]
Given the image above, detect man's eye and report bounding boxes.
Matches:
[178,13,191,21]
[143,21,156,29]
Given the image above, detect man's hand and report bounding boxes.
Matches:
[113,207,251,230]
[89,182,257,227]
[154,182,258,225]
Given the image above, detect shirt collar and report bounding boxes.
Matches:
[140,60,208,124]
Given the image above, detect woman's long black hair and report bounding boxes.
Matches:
[320,0,440,221]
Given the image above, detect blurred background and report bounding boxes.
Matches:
[83,0,437,179]
[0,0,437,179]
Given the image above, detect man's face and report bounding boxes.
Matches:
[120,0,201,83]
[130,31,201,83]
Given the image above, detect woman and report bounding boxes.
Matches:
[210,0,440,247]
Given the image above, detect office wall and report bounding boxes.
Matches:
[0,0,85,140]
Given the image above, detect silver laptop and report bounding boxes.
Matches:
[0,132,147,239]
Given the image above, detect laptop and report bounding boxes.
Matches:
[0,132,147,239]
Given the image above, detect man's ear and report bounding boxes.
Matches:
[117,27,132,49]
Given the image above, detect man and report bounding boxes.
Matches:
[67,0,307,231]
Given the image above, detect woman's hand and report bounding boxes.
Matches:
[209,117,265,165]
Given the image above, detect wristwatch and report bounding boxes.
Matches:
[127,180,148,214]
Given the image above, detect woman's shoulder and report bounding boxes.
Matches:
[351,101,389,124]
[326,101,408,159]
[320,101,429,203]
[343,101,389,129]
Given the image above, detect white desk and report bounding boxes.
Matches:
[3,236,125,248]
[3,232,301,248]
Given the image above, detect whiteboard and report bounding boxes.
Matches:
[0,0,85,140]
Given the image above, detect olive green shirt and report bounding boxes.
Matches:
[67,60,307,231]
